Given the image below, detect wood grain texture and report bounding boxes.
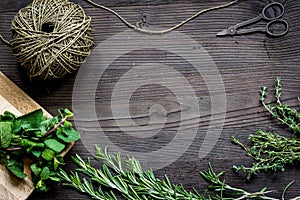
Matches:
[0,0,300,199]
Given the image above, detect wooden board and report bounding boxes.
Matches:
[0,71,73,200]
[1,1,300,199]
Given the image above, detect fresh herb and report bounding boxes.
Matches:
[260,77,300,134]
[59,146,279,200]
[232,130,300,180]
[0,108,80,192]
[233,77,300,179]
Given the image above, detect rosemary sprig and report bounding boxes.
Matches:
[199,162,276,200]
[233,77,300,179]
[59,146,278,200]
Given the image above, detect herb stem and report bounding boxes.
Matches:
[262,101,288,127]
[282,180,294,200]
[6,147,23,151]
[45,116,66,136]
[235,190,276,200]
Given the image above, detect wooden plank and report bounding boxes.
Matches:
[0,71,73,200]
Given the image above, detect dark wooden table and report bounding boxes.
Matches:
[1,0,300,199]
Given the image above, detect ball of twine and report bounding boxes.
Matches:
[10,0,93,80]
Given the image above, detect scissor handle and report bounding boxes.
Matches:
[262,2,285,20]
[266,19,289,37]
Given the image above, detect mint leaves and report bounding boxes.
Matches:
[44,139,65,153]
[0,109,80,192]
[0,122,11,148]
[56,121,80,143]
[6,156,27,179]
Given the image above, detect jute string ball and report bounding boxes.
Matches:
[10,0,93,80]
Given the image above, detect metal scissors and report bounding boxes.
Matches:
[216,2,289,37]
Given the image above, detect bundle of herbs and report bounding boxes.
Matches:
[2,77,298,198]
[0,108,80,191]
[58,146,281,200]
[233,77,300,179]
[57,77,300,199]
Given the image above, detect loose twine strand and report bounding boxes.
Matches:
[84,0,239,34]
[0,34,10,46]
[0,0,239,80]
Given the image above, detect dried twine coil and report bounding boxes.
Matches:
[10,0,93,80]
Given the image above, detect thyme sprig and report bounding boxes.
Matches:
[260,77,300,134]
[232,130,300,179]
[233,77,300,179]
[59,146,278,200]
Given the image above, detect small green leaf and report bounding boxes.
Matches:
[56,125,80,143]
[0,122,12,148]
[40,166,50,180]
[6,157,27,179]
[42,149,56,161]
[31,149,42,158]
[53,156,65,170]
[30,163,42,176]
[44,139,65,153]
[0,111,15,122]
[21,139,44,153]
[49,176,60,182]
[259,86,267,102]
[36,180,48,192]
[64,109,74,118]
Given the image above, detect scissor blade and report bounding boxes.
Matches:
[216,28,230,36]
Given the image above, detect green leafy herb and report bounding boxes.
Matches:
[0,122,12,148]
[42,149,56,161]
[0,108,80,192]
[56,121,80,143]
[44,139,65,153]
[21,139,44,154]
[233,77,300,179]
[59,146,279,200]
[6,156,27,179]
[40,166,50,180]
[31,163,42,176]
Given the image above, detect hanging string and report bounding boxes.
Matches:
[84,0,240,34]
